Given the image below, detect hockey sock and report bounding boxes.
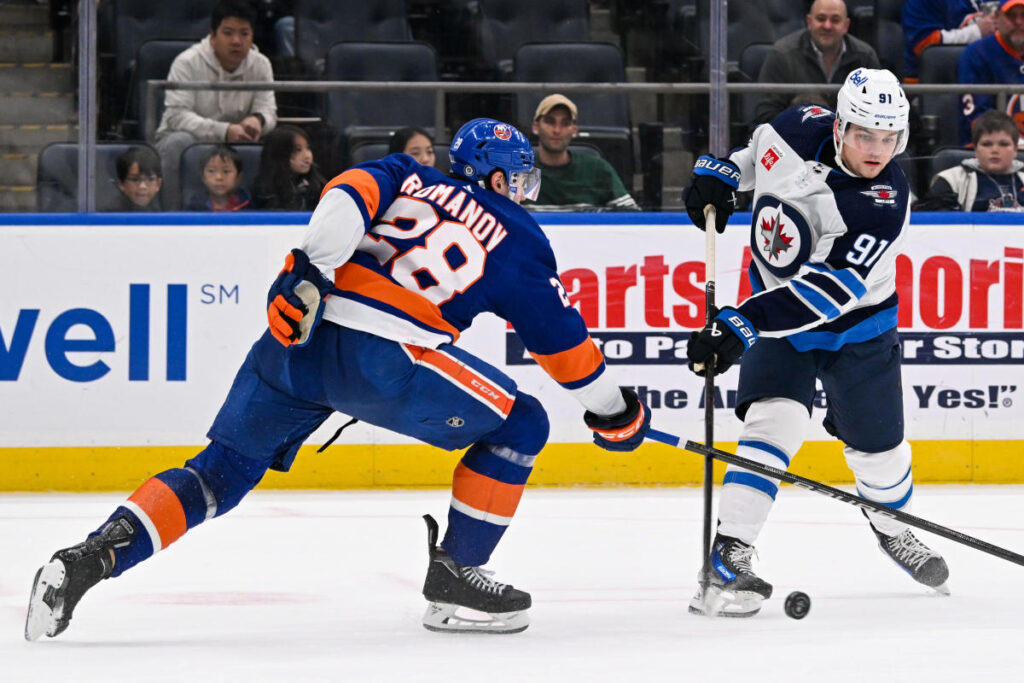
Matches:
[96,466,216,577]
[443,443,535,567]
[844,440,913,536]
[718,398,808,544]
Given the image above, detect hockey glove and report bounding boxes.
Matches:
[683,155,740,234]
[267,248,335,348]
[584,387,652,452]
[686,307,758,377]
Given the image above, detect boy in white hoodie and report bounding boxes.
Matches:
[154,0,277,208]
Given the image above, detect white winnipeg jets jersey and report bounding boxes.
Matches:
[727,104,910,351]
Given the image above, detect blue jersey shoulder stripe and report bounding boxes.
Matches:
[831,268,868,298]
[803,271,853,306]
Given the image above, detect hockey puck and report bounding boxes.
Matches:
[784,591,810,619]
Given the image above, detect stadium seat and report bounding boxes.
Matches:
[125,39,193,139]
[294,0,412,74]
[735,43,774,136]
[477,0,589,77]
[696,0,780,69]
[347,142,452,174]
[322,42,439,162]
[918,45,967,150]
[874,0,904,78]
[36,142,161,212]
[513,42,633,182]
[178,143,263,209]
[928,147,974,178]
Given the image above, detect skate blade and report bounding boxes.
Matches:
[688,585,762,618]
[422,602,529,634]
[25,560,66,641]
[931,582,951,596]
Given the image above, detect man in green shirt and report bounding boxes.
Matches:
[526,94,639,211]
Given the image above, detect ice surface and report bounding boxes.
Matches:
[3,485,1024,682]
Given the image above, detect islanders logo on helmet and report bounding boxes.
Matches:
[493,124,512,141]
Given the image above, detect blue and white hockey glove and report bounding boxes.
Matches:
[584,387,652,452]
[683,155,740,234]
[267,248,335,348]
[686,307,758,377]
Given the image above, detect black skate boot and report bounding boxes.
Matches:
[25,516,135,641]
[421,514,531,634]
[689,533,773,618]
[870,521,950,595]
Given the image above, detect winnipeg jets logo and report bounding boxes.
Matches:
[759,205,794,262]
[800,105,831,123]
[751,196,812,278]
[493,124,512,140]
[860,185,898,206]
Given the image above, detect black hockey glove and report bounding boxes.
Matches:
[584,387,652,452]
[267,248,335,348]
[686,307,758,377]
[683,155,740,234]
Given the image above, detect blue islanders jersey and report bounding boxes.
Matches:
[958,33,1024,144]
[903,0,986,79]
[299,153,616,407]
[727,105,910,352]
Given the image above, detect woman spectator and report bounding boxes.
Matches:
[388,126,436,167]
[253,124,326,210]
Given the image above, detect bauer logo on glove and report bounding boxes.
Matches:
[266,248,336,348]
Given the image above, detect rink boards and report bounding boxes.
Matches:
[1,212,1022,491]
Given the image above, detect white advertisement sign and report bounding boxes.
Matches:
[1,218,1022,448]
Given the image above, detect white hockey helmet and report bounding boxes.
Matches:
[834,68,909,172]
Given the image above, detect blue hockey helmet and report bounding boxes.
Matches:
[449,118,541,200]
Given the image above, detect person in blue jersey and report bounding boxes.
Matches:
[25,118,652,640]
[959,0,1024,145]
[682,68,950,618]
[902,0,996,81]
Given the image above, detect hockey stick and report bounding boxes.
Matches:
[646,428,1024,568]
[698,206,717,602]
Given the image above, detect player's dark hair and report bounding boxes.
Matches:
[253,125,325,209]
[389,126,434,155]
[211,0,257,33]
[971,110,1019,146]
[115,146,161,182]
[200,144,244,175]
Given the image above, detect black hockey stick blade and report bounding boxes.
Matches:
[645,428,1024,568]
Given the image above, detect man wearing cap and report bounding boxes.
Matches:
[527,94,639,211]
[753,0,880,126]
[958,0,1024,145]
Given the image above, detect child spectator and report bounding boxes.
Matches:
[916,110,1024,212]
[185,144,251,211]
[106,146,163,212]
[388,126,436,167]
[253,124,326,210]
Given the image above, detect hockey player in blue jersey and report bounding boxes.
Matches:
[682,68,950,617]
[25,118,652,639]
[958,0,1024,145]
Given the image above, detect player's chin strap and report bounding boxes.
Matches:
[833,127,861,178]
[316,417,359,453]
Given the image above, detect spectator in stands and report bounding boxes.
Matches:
[253,124,325,210]
[389,127,436,167]
[154,0,277,209]
[959,0,1024,145]
[903,0,997,82]
[185,145,252,212]
[525,94,639,211]
[916,110,1024,211]
[753,0,880,126]
[105,146,163,212]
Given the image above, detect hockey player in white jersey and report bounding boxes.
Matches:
[682,68,949,617]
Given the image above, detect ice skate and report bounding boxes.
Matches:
[25,517,133,641]
[870,522,950,595]
[689,534,773,618]
[421,514,531,634]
